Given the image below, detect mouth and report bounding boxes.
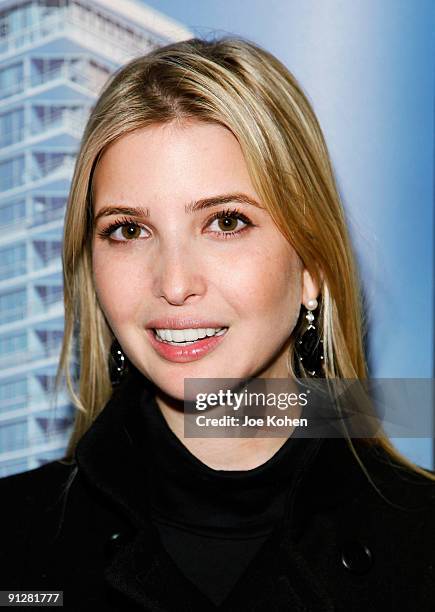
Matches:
[152,327,228,346]
[146,327,230,363]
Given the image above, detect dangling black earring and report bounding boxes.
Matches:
[295,299,324,377]
[109,339,129,386]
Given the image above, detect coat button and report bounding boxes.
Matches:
[340,541,373,575]
[105,531,130,559]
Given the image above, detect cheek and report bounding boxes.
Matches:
[92,249,147,324]
[225,245,301,316]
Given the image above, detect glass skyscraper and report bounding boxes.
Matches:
[0,0,191,477]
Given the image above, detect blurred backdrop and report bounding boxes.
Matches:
[0,0,433,476]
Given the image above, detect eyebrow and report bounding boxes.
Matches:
[93,193,264,223]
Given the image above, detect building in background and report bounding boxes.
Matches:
[0,0,191,477]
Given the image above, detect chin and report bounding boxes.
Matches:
[148,368,225,404]
[158,383,195,404]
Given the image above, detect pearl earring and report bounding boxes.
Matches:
[295,298,324,377]
[306,298,318,311]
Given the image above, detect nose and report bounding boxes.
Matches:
[152,242,206,306]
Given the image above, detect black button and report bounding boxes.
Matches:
[105,531,130,559]
[340,541,373,574]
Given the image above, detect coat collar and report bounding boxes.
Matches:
[75,367,372,533]
[75,368,375,610]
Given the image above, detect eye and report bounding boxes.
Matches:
[110,223,147,241]
[96,217,149,243]
[206,208,253,238]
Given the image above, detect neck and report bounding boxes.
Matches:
[154,376,303,471]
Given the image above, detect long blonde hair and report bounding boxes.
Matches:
[57,35,434,484]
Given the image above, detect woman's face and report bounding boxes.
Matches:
[92,120,318,399]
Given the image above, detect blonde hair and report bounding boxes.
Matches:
[57,35,434,485]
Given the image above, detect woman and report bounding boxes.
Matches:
[0,36,434,611]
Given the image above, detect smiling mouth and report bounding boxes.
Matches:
[152,328,228,346]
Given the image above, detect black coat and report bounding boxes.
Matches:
[1,371,434,611]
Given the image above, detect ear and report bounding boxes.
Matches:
[301,267,322,308]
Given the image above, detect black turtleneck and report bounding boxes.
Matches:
[125,386,321,607]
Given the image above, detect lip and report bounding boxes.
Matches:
[146,327,229,363]
[147,318,228,330]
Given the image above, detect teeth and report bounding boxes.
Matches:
[154,327,226,344]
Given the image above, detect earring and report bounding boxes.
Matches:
[109,339,129,386]
[295,298,324,377]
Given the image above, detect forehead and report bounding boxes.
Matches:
[91,121,256,207]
